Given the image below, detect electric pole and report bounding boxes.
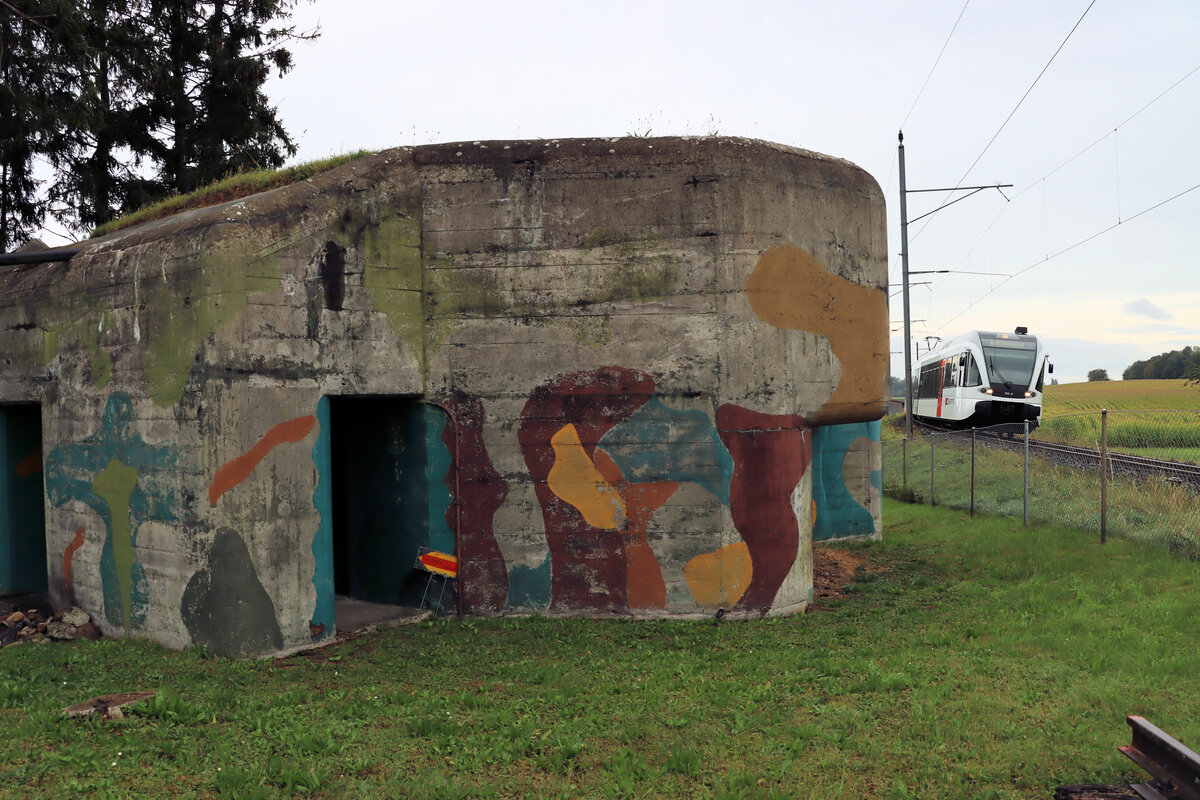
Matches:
[896,131,1011,439]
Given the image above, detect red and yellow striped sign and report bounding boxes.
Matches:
[416,551,458,578]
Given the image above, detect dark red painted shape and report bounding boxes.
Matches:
[717,404,812,614]
[518,367,655,613]
[438,395,509,614]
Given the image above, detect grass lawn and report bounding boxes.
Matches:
[3,499,1198,799]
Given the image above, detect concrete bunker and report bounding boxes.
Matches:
[0,137,887,656]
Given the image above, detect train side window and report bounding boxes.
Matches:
[918,363,939,399]
[942,360,957,388]
[1036,365,1045,391]
[962,355,982,387]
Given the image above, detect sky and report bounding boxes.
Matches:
[262,0,1200,384]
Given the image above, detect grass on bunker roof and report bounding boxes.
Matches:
[3,498,1198,799]
[89,150,375,239]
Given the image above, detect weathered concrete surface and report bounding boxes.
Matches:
[0,137,887,656]
[812,421,883,542]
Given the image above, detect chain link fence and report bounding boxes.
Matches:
[882,410,1200,558]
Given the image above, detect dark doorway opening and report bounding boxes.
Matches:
[0,403,47,596]
[327,397,455,616]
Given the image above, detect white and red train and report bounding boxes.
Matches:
[911,327,1053,429]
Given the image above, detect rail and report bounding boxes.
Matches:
[913,420,1200,492]
[1120,715,1200,800]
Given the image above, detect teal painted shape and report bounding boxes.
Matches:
[423,404,455,556]
[812,421,878,542]
[43,393,178,629]
[505,555,551,611]
[0,405,47,595]
[869,421,882,507]
[310,396,335,640]
[597,397,734,505]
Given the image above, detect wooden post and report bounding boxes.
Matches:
[1101,409,1108,543]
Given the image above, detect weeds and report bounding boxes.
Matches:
[3,500,1199,798]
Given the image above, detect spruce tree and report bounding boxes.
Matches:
[3,0,316,242]
[145,0,308,195]
[0,1,74,250]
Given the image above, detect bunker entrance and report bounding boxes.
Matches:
[0,403,47,597]
[327,397,455,620]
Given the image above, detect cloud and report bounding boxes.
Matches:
[1124,297,1171,320]
[1106,323,1200,336]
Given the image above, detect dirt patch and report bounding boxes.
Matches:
[810,547,866,607]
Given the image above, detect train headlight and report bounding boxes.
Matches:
[1025,391,1034,398]
[981,387,993,395]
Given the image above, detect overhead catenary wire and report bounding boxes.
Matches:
[900,0,971,132]
[911,0,1097,247]
[936,181,1200,332]
[929,58,1200,287]
[884,0,971,227]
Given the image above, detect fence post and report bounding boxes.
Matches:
[902,437,908,488]
[1100,409,1108,543]
[970,428,976,518]
[1023,420,1029,526]
[930,435,936,507]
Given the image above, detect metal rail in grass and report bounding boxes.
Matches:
[1120,715,1200,800]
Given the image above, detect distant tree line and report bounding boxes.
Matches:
[0,0,313,251]
[1122,346,1200,380]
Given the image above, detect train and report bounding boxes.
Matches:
[910,327,1053,429]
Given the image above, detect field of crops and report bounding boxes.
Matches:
[1039,379,1200,463]
[1043,378,1200,412]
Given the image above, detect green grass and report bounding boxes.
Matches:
[884,433,1200,558]
[90,150,375,238]
[4,499,1199,798]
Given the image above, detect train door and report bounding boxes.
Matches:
[940,357,959,420]
[935,359,946,418]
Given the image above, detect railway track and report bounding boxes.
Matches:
[913,421,1200,491]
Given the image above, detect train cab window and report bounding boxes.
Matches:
[980,336,1038,387]
[1036,364,1045,391]
[918,363,940,399]
[962,355,982,387]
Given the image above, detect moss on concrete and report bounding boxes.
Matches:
[139,235,279,407]
[360,214,425,362]
[38,276,115,389]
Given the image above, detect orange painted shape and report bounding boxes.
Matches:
[418,552,459,578]
[625,542,667,610]
[593,448,676,610]
[744,245,887,423]
[684,541,754,611]
[547,424,626,529]
[15,446,42,477]
[209,415,317,505]
[62,527,86,590]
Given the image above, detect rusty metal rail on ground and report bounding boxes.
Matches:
[1120,716,1200,800]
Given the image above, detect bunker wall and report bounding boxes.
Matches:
[0,137,886,656]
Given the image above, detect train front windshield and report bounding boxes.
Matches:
[980,336,1038,388]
